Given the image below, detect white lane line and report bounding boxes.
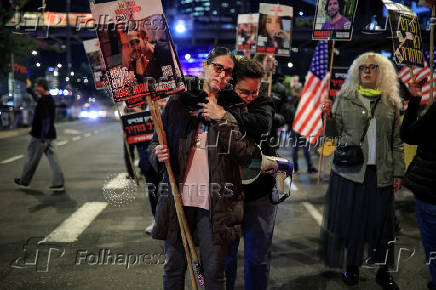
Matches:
[93,130,98,134]
[54,140,68,146]
[103,173,130,190]
[43,202,108,243]
[84,133,91,137]
[64,129,81,135]
[1,155,24,164]
[72,136,81,142]
[302,202,323,226]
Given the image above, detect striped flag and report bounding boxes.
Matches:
[292,40,329,145]
[398,51,436,105]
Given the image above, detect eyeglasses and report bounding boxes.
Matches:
[358,64,379,72]
[210,62,233,77]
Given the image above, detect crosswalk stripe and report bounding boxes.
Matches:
[1,155,24,164]
[43,202,108,243]
[72,136,81,141]
[302,202,323,226]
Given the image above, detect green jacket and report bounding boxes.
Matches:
[331,91,404,187]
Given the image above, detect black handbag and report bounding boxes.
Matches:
[333,98,380,168]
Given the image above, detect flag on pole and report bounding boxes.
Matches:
[398,51,436,105]
[292,40,329,145]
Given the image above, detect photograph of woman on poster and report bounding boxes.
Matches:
[321,0,351,30]
[258,14,291,49]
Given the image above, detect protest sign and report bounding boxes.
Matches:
[83,38,108,89]
[236,14,259,53]
[312,0,358,41]
[256,3,293,56]
[121,110,154,144]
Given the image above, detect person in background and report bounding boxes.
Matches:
[14,78,65,191]
[320,52,405,289]
[400,77,436,290]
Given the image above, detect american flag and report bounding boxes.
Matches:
[398,51,436,105]
[292,40,329,145]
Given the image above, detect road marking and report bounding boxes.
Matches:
[54,140,68,146]
[1,155,24,164]
[72,136,81,141]
[302,202,323,226]
[84,133,91,137]
[93,130,98,134]
[63,129,81,135]
[43,202,108,243]
[103,173,130,190]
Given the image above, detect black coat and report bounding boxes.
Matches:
[27,88,56,140]
[149,89,256,245]
[400,97,436,204]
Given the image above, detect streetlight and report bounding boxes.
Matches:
[287,62,294,68]
[57,63,62,68]
[31,50,38,55]
[36,62,41,67]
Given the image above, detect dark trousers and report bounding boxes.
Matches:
[225,195,278,290]
[290,130,314,171]
[415,197,436,287]
[163,208,227,290]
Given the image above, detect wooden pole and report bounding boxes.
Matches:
[430,4,435,104]
[116,105,139,185]
[317,40,336,184]
[146,95,202,289]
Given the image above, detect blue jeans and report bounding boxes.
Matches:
[225,195,278,290]
[415,197,436,287]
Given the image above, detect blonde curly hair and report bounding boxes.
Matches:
[339,52,402,110]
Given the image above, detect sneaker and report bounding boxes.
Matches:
[376,268,399,290]
[14,178,29,189]
[307,167,318,174]
[343,265,359,286]
[49,185,65,191]
[145,218,155,235]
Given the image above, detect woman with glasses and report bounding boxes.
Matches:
[149,47,255,290]
[320,53,408,289]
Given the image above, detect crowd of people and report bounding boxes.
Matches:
[16,46,436,290]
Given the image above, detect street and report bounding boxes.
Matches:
[0,120,431,290]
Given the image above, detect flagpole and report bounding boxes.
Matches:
[317,40,336,185]
[430,4,435,103]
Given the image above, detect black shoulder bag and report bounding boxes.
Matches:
[333,98,380,168]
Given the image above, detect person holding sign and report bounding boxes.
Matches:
[321,0,351,30]
[400,77,436,290]
[150,47,255,290]
[320,53,408,289]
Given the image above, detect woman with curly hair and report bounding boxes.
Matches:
[320,52,411,289]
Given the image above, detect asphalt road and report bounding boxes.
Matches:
[0,120,432,290]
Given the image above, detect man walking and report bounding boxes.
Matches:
[14,78,64,191]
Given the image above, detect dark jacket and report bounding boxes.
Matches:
[228,96,277,202]
[149,89,256,245]
[400,97,436,204]
[27,88,56,141]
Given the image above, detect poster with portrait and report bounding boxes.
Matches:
[121,110,154,144]
[83,38,109,89]
[90,0,185,103]
[312,0,358,41]
[383,0,424,67]
[256,3,293,56]
[236,14,259,53]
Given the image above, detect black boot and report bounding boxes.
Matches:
[376,267,399,290]
[343,265,359,286]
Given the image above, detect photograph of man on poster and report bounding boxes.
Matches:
[321,0,351,30]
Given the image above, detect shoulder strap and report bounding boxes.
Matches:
[359,97,380,143]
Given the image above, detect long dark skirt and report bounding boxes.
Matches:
[319,165,396,269]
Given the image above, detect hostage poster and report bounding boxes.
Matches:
[383,0,424,67]
[312,0,358,41]
[256,3,293,56]
[329,67,348,98]
[236,14,259,53]
[121,110,154,144]
[83,38,108,89]
[90,0,185,103]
